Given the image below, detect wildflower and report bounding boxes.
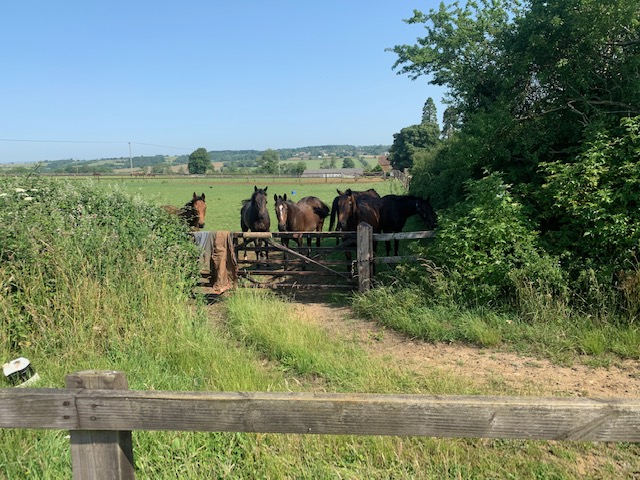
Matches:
[0,193,7,197]
[14,188,26,193]
[23,197,34,201]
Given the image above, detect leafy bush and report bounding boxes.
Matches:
[541,115,640,286]
[418,173,566,308]
[0,177,200,353]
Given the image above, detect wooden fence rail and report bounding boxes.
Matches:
[1,371,639,479]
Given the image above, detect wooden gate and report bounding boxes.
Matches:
[230,224,436,293]
[232,230,358,291]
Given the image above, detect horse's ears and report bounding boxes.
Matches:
[192,192,197,199]
[264,186,268,192]
[284,193,287,201]
[337,189,344,195]
[274,194,278,202]
[201,193,205,201]
[254,185,258,192]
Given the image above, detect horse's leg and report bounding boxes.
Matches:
[394,239,400,257]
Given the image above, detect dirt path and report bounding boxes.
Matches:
[206,287,640,399]
[292,297,640,398]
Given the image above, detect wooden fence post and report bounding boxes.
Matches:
[357,222,373,292]
[65,370,135,480]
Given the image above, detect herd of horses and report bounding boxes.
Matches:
[167,186,437,258]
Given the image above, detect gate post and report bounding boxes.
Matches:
[357,222,373,292]
[65,370,135,480]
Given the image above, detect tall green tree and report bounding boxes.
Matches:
[256,149,279,174]
[389,123,440,171]
[342,157,356,168]
[187,148,212,174]
[390,0,639,189]
[421,97,438,125]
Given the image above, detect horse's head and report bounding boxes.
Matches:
[335,189,358,231]
[252,186,269,221]
[274,193,289,231]
[185,192,207,230]
[417,196,437,229]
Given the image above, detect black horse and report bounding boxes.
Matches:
[240,186,271,260]
[378,195,437,256]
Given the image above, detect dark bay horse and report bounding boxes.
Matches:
[240,186,271,260]
[332,191,438,256]
[378,195,437,256]
[162,192,207,230]
[329,188,379,232]
[331,189,384,264]
[274,194,330,250]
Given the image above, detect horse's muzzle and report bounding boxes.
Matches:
[277,224,286,232]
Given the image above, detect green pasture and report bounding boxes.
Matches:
[101,176,407,231]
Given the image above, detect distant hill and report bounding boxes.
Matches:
[25,145,390,173]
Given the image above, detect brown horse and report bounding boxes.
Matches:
[240,186,271,261]
[162,192,207,230]
[273,194,330,250]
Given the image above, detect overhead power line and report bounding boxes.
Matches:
[0,138,122,144]
[0,139,192,150]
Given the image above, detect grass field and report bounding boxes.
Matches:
[101,176,406,231]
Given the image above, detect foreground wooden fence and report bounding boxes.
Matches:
[1,370,639,479]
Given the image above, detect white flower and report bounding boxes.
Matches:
[0,193,7,197]
[23,197,34,201]
[14,188,26,193]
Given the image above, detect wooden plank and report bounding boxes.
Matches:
[233,231,354,240]
[357,223,373,293]
[372,231,436,241]
[65,371,135,480]
[269,242,352,279]
[2,388,639,442]
[0,388,78,429]
[238,270,347,277]
[236,258,351,267]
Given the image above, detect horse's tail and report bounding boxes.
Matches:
[329,196,338,231]
[314,200,330,220]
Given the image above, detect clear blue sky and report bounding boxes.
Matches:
[1,1,446,163]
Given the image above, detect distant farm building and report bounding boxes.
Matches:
[377,155,391,174]
[301,168,364,179]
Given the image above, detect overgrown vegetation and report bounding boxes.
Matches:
[361,0,640,338]
[4,177,635,478]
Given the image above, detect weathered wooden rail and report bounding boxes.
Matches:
[1,370,639,479]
